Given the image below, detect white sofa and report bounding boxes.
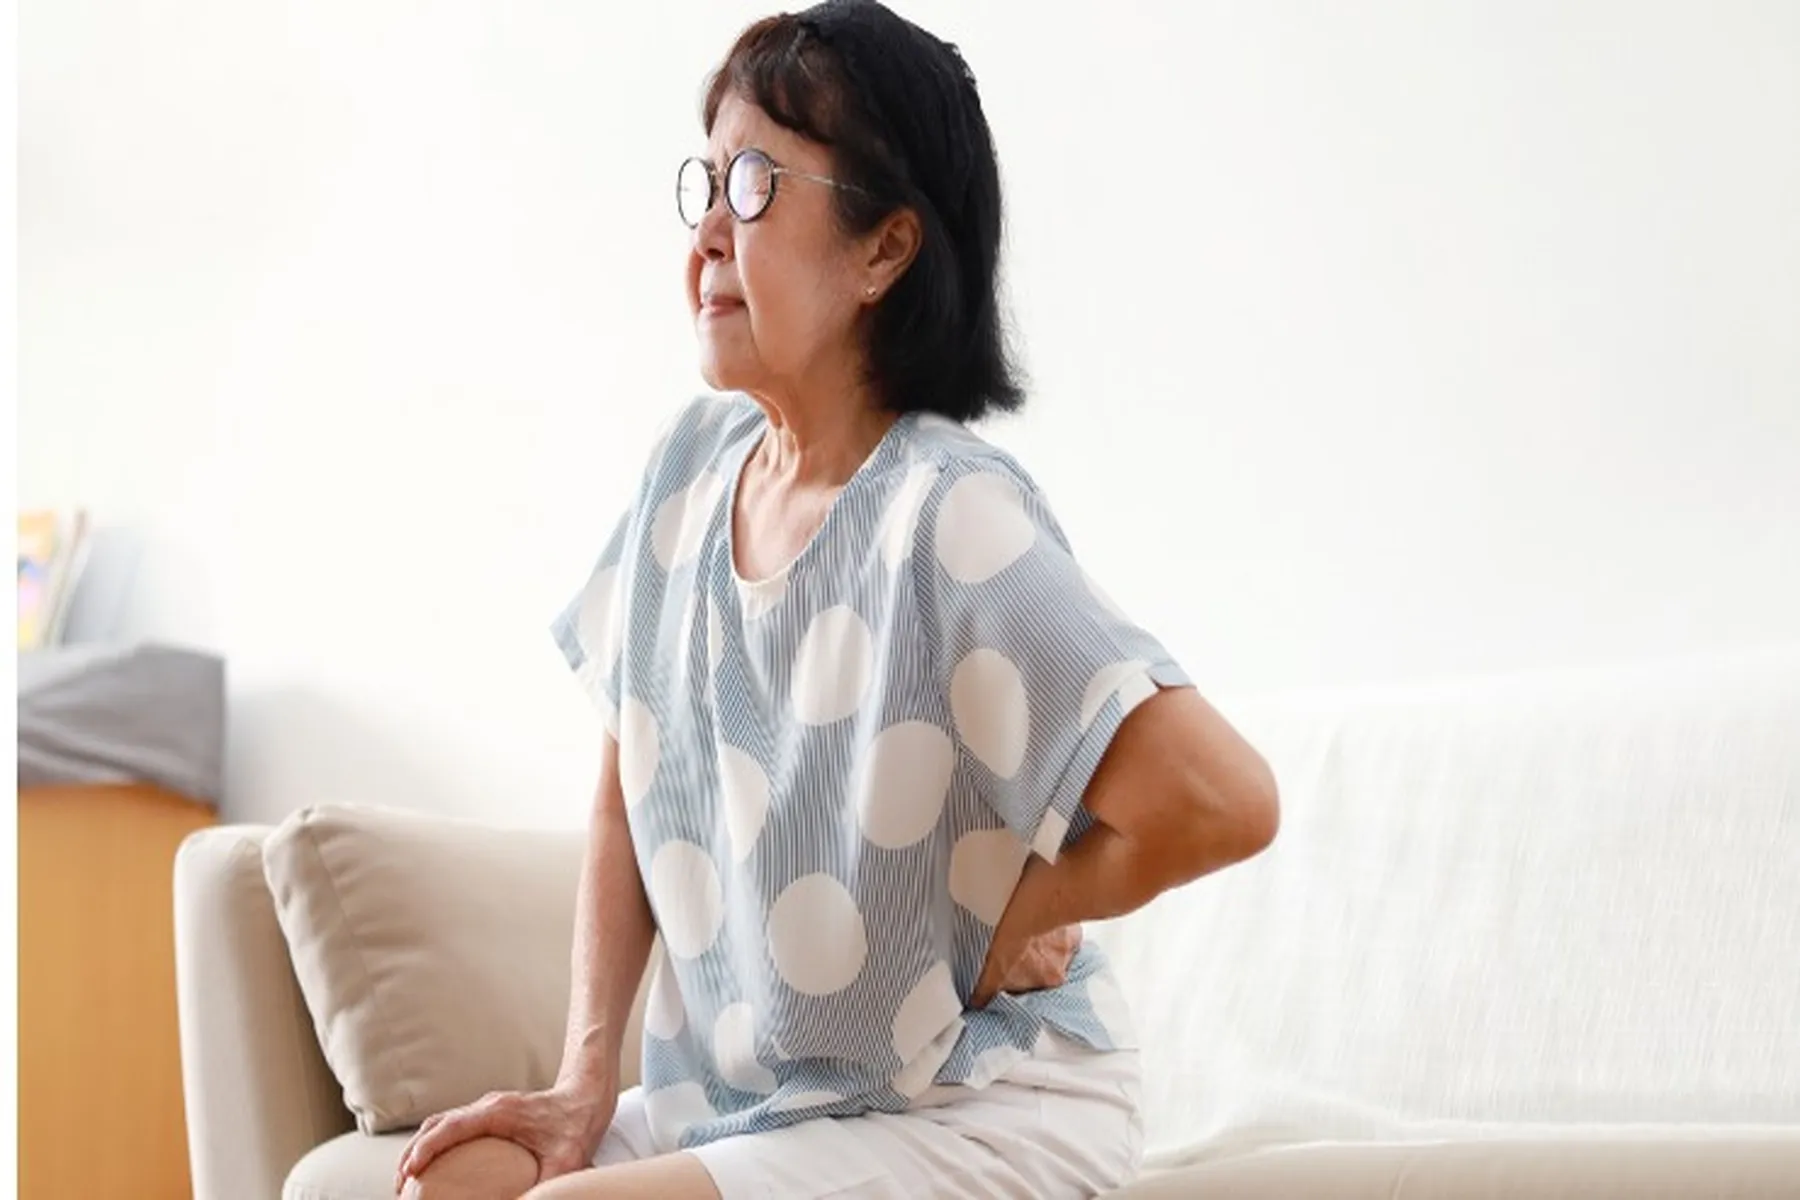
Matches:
[174,645,1800,1198]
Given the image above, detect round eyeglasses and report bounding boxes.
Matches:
[677,147,866,228]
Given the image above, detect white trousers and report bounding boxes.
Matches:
[593,1030,1145,1199]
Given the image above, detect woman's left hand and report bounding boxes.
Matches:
[970,924,1083,1008]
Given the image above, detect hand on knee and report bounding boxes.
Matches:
[400,1136,540,1200]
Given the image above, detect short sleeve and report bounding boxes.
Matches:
[550,507,633,738]
[917,460,1193,863]
[547,395,738,737]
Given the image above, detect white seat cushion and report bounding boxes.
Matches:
[1111,1129,1800,1198]
[282,1131,407,1200]
[283,1126,1800,1199]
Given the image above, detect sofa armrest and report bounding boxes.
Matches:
[175,825,353,1200]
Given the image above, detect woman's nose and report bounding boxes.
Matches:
[693,196,732,260]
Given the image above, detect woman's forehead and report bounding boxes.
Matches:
[706,95,820,166]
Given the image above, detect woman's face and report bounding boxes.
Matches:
[687,95,871,400]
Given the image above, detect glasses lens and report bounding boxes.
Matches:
[726,151,775,220]
[677,159,713,227]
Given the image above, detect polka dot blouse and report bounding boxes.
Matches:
[551,395,1190,1150]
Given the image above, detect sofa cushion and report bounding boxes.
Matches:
[1111,1130,1800,1198]
[283,1131,407,1200]
[262,804,647,1135]
[283,1127,1800,1200]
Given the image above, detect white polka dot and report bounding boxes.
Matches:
[645,1081,716,1148]
[790,606,874,725]
[618,698,661,809]
[889,1018,962,1098]
[1080,660,1152,730]
[891,961,961,1062]
[878,464,940,569]
[1030,808,1071,862]
[577,565,624,679]
[855,722,955,849]
[934,472,1036,583]
[890,1053,939,1099]
[950,649,1030,778]
[949,829,1030,925]
[718,744,770,863]
[576,651,610,707]
[1116,670,1157,720]
[1085,973,1139,1049]
[651,472,725,570]
[650,840,724,960]
[966,1044,1025,1089]
[770,1089,843,1113]
[712,1003,778,1094]
[739,574,788,620]
[767,873,868,996]
[643,943,685,1041]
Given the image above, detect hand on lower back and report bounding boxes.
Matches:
[971,923,1083,1008]
[394,1083,614,1193]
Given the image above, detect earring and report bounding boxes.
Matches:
[866,285,878,298]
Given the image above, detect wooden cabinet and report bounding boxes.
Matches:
[18,782,217,1200]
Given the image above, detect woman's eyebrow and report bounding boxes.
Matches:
[707,143,768,170]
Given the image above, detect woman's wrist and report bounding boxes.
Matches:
[554,1039,620,1104]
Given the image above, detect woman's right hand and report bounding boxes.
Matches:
[394,1082,615,1194]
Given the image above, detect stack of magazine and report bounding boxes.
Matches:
[18,509,91,651]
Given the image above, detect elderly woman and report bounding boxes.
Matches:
[398,2,1277,1198]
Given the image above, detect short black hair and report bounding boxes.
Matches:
[702,0,1025,424]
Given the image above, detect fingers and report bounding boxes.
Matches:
[404,1113,472,1179]
[395,1114,446,1194]
[397,1105,509,1188]
[985,939,1075,998]
[974,925,1085,1007]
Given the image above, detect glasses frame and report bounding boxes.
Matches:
[677,147,868,228]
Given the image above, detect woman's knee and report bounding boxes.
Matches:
[400,1136,540,1200]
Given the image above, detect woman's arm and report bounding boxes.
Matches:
[972,686,1278,1004]
[397,736,658,1188]
[557,733,658,1100]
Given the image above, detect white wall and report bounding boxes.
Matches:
[20,0,1800,828]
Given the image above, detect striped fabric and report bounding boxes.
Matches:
[551,394,1190,1150]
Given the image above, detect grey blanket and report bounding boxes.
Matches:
[17,642,225,808]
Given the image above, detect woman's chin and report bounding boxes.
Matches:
[696,350,756,395]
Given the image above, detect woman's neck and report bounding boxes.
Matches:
[748,386,895,491]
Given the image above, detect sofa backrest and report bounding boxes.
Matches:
[1090,644,1800,1161]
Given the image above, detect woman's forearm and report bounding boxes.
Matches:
[998,688,1281,946]
[556,756,656,1099]
[998,825,1148,943]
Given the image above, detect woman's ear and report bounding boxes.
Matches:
[863,207,922,298]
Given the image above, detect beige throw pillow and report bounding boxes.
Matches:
[262,804,643,1135]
